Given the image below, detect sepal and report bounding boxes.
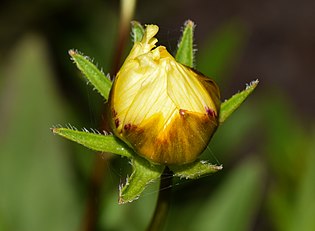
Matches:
[170,160,222,179]
[131,21,145,43]
[119,156,165,204]
[52,127,133,158]
[175,20,196,68]
[69,49,112,100]
[219,80,259,124]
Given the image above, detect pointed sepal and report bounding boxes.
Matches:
[175,20,196,68]
[51,127,133,158]
[170,160,222,179]
[131,21,145,43]
[219,79,259,124]
[119,156,165,204]
[69,49,112,100]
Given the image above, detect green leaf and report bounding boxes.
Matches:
[219,79,258,124]
[131,21,145,43]
[290,132,315,231]
[0,35,79,231]
[52,127,133,158]
[197,20,248,80]
[119,157,164,204]
[175,20,195,68]
[189,158,265,231]
[170,160,222,179]
[69,49,112,100]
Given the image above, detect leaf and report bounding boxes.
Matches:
[69,49,112,100]
[290,132,315,231]
[189,158,265,231]
[197,20,248,80]
[262,95,307,231]
[219,79,258,124]
[0,35,78,231]
[119,157,164,204]
[52,127,133,158]
[131,21,145,43]
[175,20,195,68]
[170,160,222,179]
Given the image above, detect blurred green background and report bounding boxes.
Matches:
[1,0,314,231]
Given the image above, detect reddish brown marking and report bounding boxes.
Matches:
[205,106,216,117]
[124,123,131,130]
[112,108,117,117]
[115,118,120,128]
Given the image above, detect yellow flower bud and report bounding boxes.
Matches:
[109,25,220,165]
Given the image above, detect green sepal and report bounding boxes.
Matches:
[175,20,195,68]
[170,160,222,179]
[52,127,133,158]
[119,156,165,204]
[69,50,112,100]
[131,21,145,43]
[219,79,259,124]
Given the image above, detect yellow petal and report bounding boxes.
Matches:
[109,25,220,165]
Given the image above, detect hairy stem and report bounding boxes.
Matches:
[147,168,173,231]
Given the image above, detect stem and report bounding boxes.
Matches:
[147,168,173,231]
[111,0,136,76]
[80,155,109,231]
[110,22,128,76]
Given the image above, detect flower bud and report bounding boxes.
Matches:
[109,25,220,165]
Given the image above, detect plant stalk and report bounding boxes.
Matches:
[146,168,173,231]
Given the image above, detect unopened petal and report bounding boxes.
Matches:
[109,24,221,165]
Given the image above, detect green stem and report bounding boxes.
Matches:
[80,155,110,231]
[146,168,173,231]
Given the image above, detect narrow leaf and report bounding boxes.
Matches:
[170,161,222,179]
[190,158,265,231]
[219,79,258,124]
[131,21,145,43]
[290,135,315,231]
[119,157,164,204]
[175,20,195,68]
[0,35,79,230]
[52,127,133,158]
[69,49,112,100]
[197,21,247,80]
